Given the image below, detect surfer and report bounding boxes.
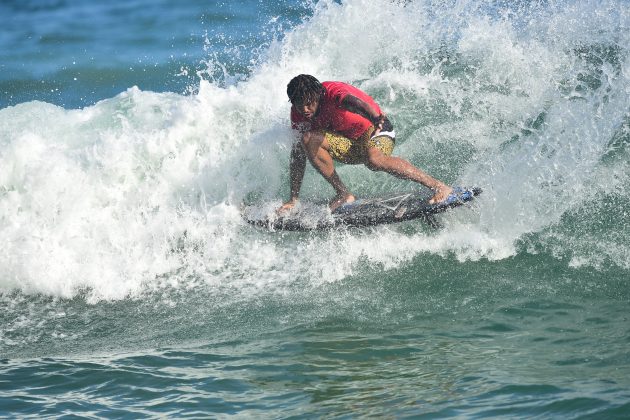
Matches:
[278,74,453,213]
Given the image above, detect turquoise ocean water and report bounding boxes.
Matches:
[1,0,630,417]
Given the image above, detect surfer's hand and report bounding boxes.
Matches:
[372,114,385,136]
[277,198,298,215]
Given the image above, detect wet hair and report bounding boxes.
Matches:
[287,74,324,105]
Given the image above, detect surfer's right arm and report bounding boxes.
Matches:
[278,140,307,214]
[278,103,312,214]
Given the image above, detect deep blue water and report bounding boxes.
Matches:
[0,0,310,108]
[1,0,629,417]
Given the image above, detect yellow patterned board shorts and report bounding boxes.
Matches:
[325,126,395,164]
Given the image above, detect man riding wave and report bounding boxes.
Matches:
[279,74,453,213]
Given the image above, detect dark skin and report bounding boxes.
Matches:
[278,94,452,213]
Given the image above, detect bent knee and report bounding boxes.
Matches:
[301,130,323,147]
[365,154,387,171]
[300,131,312,145]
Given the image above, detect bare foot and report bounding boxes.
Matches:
[276,198,298,215]
[428,185,453,204]
[329,193,355,212]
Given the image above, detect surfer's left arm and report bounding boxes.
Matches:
[341,95,386,133]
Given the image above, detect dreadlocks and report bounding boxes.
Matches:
[287,74,324,105]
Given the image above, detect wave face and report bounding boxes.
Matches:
[2,0,628,302]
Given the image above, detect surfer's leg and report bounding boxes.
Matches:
[365,146,453,204]
[301,130,355,209]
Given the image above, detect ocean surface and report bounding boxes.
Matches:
[1,0,630,417]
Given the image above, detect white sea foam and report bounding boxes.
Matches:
[0,0,628,300]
